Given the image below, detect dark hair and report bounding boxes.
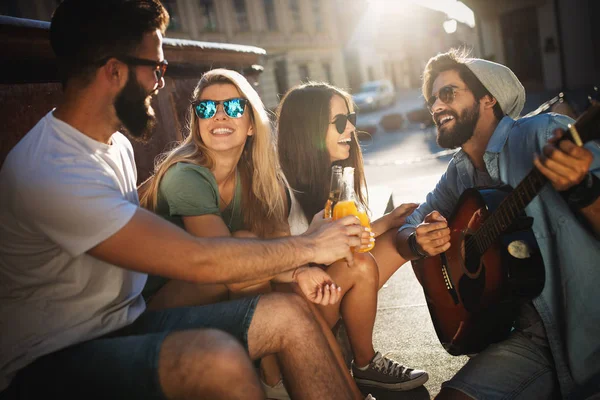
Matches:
[276,82,368,221]
[422,49,504,120]
[50,0,169,87]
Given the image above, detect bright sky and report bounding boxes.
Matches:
[369,0,476,27]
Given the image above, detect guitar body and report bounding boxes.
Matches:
[412,187,545,355]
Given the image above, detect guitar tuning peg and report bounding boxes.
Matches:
[587,87,598,105]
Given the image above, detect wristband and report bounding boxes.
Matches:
[408,231,427,259]
[561,173,600,209]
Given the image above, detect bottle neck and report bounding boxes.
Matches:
[330,168,343,194]
[340,169,356,202]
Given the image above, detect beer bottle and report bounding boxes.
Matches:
[333,167,374,252]
[324,165,343,219]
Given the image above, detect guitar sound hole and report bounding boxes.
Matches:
[463,234,481,274]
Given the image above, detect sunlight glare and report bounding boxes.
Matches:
[443,19,458,34]
[368,0,475,27]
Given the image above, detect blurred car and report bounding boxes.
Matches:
[352,80,396,112]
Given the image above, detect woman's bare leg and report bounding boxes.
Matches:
[316,253,380,367]
[370,228,410,289]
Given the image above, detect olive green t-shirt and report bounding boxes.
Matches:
[156,162,244,232]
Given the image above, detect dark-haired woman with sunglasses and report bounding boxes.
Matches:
[139,69,374,399]
[277,82,429,392]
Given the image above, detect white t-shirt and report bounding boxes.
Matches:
[0,111,146,391]
[287,187,309,236]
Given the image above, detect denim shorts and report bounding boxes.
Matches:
[442,330,560,399]
[3,296,260,400]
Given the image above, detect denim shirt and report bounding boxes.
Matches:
[402,114,600,398]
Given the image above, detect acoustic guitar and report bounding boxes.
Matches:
[412,96,600,356]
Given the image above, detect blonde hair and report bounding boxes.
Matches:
[140,68,286,237]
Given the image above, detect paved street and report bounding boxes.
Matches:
[358,90,468,399]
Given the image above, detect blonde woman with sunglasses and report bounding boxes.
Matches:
[140,69,377,400]
[276,82,429,392]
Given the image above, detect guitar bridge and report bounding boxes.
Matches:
[441,253,459,305]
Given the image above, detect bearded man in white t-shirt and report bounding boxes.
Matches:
[0,1,374,399]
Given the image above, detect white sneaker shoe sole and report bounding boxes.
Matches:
[354,371,429,391]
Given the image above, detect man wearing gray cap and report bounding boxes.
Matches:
[396,49,600,399]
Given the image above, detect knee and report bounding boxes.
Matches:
[276,292,313,321]
[264,293,315,333]
[160,329,262,398]
[162,329,251,379]
[350,253,379,284]
[199,330,250,368]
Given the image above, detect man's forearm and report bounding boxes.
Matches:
[89,208,315,284]
[185,235,314,284]
[396,227,420,261]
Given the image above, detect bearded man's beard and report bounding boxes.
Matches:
[436,101,480,149]
[114,70,157,142]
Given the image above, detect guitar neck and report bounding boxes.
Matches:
[472,102,600,254]
[474,169,547,253]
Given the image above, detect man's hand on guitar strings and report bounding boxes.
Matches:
[533,128,593,191]
[415,211,451,257]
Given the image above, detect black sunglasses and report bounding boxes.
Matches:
[192,98,249,119]
[331,112,357,134]
[115,56,169,81]
[427,85,469,113]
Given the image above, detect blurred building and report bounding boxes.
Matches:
[1,0,349,110]
[463,0,599,93]
[161,0,350,109]
[337,1,479,93]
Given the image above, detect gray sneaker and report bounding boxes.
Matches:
[352,352,428,391]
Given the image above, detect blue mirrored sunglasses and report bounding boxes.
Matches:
[192,98,249,119]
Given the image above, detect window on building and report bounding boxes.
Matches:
[162,0,184,31]
[323,62,333,84]
[274,60,288,98]
[199,0,218,32]
[289,0,303,32]
[263,0,277,31]
[312,0,322,32]
[298,64,310,81]
[232,0,250,31]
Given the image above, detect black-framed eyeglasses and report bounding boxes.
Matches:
[192,98,249,119]
[115,56,169,81]
[427,85,469,114]
[331,112,357,134]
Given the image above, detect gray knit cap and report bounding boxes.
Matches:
[463,58,526,118]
